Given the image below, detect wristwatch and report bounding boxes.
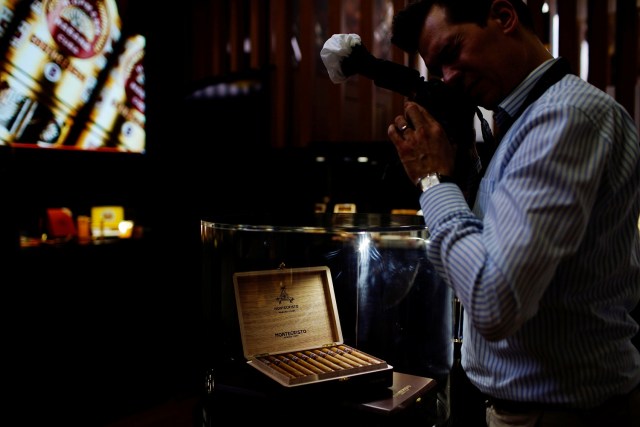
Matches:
[416,172,453,192]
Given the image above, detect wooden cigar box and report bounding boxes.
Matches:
[233,266,393,388]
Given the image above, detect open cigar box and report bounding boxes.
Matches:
[233,266,393,388]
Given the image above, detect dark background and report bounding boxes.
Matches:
[1,3,421,425]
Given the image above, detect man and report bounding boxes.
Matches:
[387,1,640,426]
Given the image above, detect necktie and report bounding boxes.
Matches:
[462,108,496,206]
[493,107,513,144]
[476,107,496,147]
[474,108,500,180]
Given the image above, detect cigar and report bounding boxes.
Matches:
[312,349,351,370]
[288,353,324,374]
[259,357,296,378]
[296,351,334,373]
[330,346,369,366]
[338,345,381,364]
[277,354,315,376]
[323,348,361,367]
[306,350,343,370]
[267,355,305,377]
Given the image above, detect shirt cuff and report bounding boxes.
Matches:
[420,183,470,229]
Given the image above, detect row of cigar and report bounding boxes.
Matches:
[257,345,382,379]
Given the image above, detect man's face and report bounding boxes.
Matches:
[417,5,511,109]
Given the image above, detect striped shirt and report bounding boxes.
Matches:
[421,58,640,408]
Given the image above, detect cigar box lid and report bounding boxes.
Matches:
[233,266,343,359]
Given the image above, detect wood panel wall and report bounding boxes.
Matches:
[182,0,640,148]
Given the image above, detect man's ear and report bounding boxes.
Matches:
[490,0,518,33]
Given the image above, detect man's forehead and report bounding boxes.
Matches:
[419,7,455,58]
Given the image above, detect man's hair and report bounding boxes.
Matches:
[391,0,535,54]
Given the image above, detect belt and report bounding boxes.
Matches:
[485,397,556,413]
[486,383,640,414]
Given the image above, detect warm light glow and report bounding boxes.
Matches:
[357,156,368,163]
[118,220,134,238]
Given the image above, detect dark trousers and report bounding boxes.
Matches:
[486,385,640,427]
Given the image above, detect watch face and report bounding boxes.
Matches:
[419,173,440,192]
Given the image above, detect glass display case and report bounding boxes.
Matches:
[201,213,454,389]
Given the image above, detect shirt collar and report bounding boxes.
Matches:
[498,58,557,118]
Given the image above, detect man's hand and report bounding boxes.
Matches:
[388,101,457,187]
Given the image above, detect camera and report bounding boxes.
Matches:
[339,42,477,147]
[337,41,480,201]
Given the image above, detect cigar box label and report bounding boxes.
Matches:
[273,283,298,314]
[274,329,306,338]
[234,267,343,357]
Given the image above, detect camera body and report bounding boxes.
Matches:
[340,43,476,145]
[340,42,479,200]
